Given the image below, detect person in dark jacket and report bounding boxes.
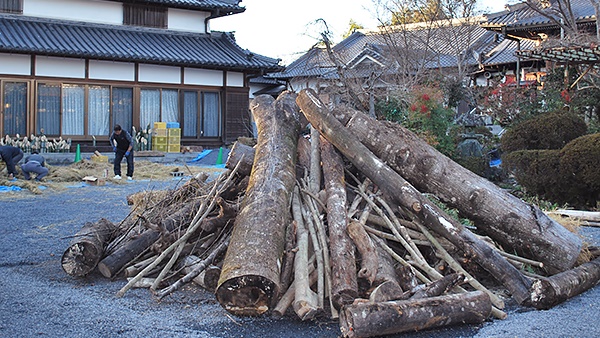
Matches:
[0,145,24,180]
[21,151,49,181]
[109,124,134,180]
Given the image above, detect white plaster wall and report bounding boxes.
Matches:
[89,60,135,81]
[139,64,181,84]
[226,72,244,87]
[168,8,207,33]
[25,0,122,25]
[36,56,85,78]
[184,68,223,86]
[0,53,31,76]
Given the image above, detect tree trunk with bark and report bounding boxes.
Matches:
[329,105,582,274]
[62,218,119,277]
[530,256,600,309]
[321,137,359,310]
[216,92,302,316]
[297,89,532,305]
[339,291,491,338]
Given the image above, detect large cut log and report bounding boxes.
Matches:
[329,105,582,273]
[321,137,359,310]
[297,89,532,305]
[339,291,491,338]
[216,92,303,316]
[530,256,600,309]
[62,218,119,277]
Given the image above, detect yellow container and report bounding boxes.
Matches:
[168,144,180,153]
[153,136,168,145]
[152,128,167,137]
[167,136,180,145]
[154,122,167,130]
[152,144,168,152]
[168,128,181,137]
[90,155,108,163]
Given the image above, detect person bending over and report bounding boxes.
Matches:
[21,151,49,181]
[0,145,24,180]
[109,124,134,180]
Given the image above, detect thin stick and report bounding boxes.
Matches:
[414,220,505,310]
[155,237,229,299]
[116,160,242,297]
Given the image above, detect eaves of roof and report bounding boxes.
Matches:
[0,14,282,72]
[516,45,600,65]
[481,0,596,32]
[108,0,245,16]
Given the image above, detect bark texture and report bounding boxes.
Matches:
[339,291,491,337]
[216,92,302,316]
[321,137,359,310]
[297,89,532,305]
[330,105,582,273]
[62,218,118,277]
[530,256,600,309]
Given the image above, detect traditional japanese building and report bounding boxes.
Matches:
[0,0,282,149]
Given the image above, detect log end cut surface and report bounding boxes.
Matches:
[61,243,101,277]
[216,275,278,316]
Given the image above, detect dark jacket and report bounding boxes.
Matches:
[109,130,134,151]
[0,146,24,175]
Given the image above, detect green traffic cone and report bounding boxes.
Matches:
[74,144,81,163]
[216,147,223,165]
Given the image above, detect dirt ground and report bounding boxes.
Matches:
[1,167,600,337]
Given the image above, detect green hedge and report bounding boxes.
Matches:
[504,133,600,208]
[501,112,587,153]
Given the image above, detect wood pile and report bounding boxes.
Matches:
[62,90,600,337]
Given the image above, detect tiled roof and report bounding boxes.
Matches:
[112,0,244,13]
[270,22,500,80]
[482,36,537,66]
[0,14,282,72]
[483,0,595,31]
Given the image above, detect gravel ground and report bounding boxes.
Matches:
[1,174,599,338]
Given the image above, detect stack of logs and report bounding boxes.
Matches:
[62,89,600,338]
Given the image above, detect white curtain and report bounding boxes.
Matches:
[140,89,160,130]
[183,91,198,137]
[61,84,84,135]
[161,89,179,123]
[88,86,110,136]
[203,92,220,137]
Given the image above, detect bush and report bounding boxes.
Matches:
[503,149,564,202]
[501,112,587,153]
[504,134,600,208]
[559,133,600,207]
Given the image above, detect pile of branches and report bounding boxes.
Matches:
[62,90,600,338]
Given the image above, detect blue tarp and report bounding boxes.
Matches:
[187,149,213,163]
[0,185,22,192]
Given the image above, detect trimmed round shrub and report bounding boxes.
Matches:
[503,149,564,201]
[559,133,600,207]
[501,113,587,153]
[504,133,600,208]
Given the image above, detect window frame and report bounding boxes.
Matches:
[0,0,23,14]
[123,3,167,29]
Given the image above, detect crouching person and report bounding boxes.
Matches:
[21,151,49,181]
